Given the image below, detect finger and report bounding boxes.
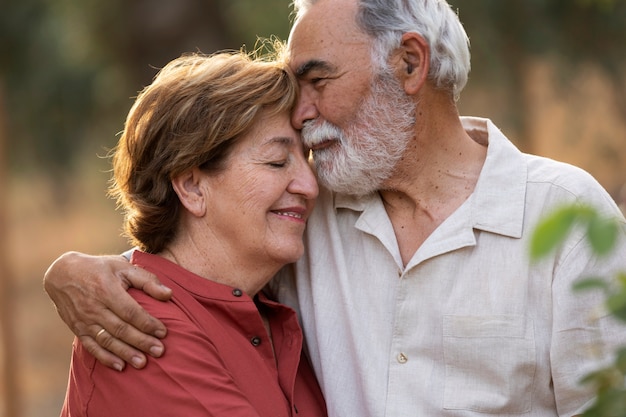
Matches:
[80,334,144,372]
[104,286,169,343]
[91,326,159,369]
[93,300,166,360]
[75,317,160,371]
[117,265,171,338]
[120,263,172,302]
[80,334,128,372]
[142,279,173,302]
[108,320,166,361]
[96,327,107,340]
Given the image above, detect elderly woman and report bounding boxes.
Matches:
[60,50,326,417]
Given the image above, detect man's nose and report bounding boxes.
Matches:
[291,88,319,130]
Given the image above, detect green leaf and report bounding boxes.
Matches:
[530,206,578,259]
[616,347,626,373]
[606,290,626,322]
[573,277,609,293]
[587,214,619,256]
[584,389,626,417]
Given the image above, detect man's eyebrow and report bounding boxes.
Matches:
[295,59,335,78]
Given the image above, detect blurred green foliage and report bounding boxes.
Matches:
[531,205,620,258]
[0,0,292,180]
[1,0,625,188]
[531,205,626,416]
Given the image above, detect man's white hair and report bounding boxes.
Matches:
[291,0,471,100]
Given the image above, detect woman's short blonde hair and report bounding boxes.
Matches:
[109,46,298,253]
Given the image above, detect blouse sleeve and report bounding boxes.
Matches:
[80,290,265,417]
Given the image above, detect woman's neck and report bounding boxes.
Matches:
[159,240,280,297]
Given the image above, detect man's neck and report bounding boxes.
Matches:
[379,112,487,266]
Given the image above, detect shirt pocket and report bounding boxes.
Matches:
[442,315,536,414]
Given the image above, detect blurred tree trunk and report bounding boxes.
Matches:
[491,51,532,154]
[0,80,20,417]
[120,0,235,88]
[606,64,626,124]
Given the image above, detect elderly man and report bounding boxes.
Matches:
[45,0,626,415]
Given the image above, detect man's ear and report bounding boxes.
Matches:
[397,32,430,95]
[171,167,207,217]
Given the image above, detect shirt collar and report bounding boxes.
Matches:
[464,117,526,238]
[331,117,527,239]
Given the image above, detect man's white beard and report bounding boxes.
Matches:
[302,70,415,196]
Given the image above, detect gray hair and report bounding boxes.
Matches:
[291,0,471,100]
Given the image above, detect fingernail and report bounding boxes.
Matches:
[150,345,164,357]
[113,363,124,372]
[131,356,145,368]
[154,329,167,339]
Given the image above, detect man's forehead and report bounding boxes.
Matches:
[286,36,336,76]
[286,8,365,71]
[285,20,320,70]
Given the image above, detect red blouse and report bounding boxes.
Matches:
[61,251,327,417]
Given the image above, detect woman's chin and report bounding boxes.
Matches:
[271,242,304,266]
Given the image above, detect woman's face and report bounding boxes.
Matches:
[201,112,318,267]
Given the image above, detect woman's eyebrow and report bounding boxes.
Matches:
[263,136,293,148]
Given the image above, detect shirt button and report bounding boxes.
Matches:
[250,336,262,347]
[232,288,243,297]
[397,352,408,364]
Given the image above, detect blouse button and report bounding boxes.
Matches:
[250,336,262,347]
[232,288,243,297]
[397,352,408,364]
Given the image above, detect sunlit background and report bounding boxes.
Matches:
[1,0,625,416]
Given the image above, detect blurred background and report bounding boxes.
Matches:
[1,0,625,416]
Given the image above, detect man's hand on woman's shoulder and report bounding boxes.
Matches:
[43,251,172,371]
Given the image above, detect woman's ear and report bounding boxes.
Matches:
[397,32,430,95]
[171,167,207,217]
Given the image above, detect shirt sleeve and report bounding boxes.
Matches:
[550,218,626,416]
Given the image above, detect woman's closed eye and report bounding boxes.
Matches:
[268,161,287,168]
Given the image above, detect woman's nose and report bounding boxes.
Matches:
[289,157,319,200]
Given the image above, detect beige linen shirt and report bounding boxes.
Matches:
[271,117,626,417]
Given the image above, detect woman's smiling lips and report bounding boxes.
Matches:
[271,206,308,223]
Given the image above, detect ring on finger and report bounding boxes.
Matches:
[96,328,107,339]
